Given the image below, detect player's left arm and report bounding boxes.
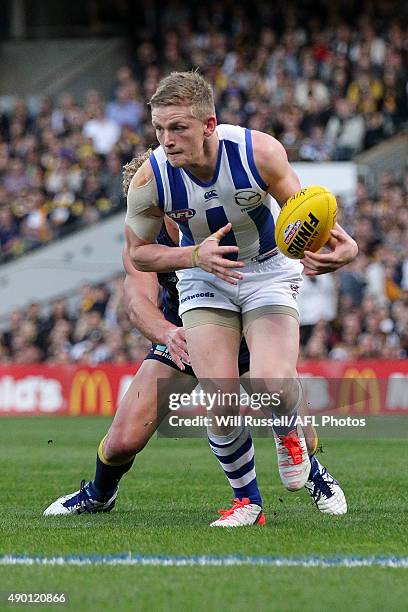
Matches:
[251,130,358,275]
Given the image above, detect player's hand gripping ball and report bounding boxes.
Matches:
[275,186,337,259]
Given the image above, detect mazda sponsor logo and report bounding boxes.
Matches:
[235,190,262,207]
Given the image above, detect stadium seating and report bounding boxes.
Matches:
[0,1,407,362]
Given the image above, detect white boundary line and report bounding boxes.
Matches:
[1,555,408,568]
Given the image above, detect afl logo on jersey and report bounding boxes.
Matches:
[167,209,196,221]
[235,190,262,208]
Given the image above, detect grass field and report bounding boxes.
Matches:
[1,417,407,611]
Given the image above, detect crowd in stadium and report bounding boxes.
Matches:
[0,1,407,361]
[1,4,407,260]
[1,160,407,363]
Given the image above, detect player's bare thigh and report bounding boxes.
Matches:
[104,359,197,460]
[245,313,300,413]
[182,309,242,379]
[183,309,242,435]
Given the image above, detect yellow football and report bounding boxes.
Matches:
[275,186,337,259]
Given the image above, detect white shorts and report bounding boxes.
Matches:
[177,251,303,317]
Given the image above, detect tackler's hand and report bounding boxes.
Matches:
[191,223,244,284]
[164,326,190,371]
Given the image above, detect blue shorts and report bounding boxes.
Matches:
[144,336,250,377]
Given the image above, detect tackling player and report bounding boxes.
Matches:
[44,153,347,524]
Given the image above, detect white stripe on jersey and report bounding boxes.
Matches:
[149,124,281,263]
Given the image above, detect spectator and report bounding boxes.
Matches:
[41,299,72,338]
[104,153,124,209]
[347,70,383,114]
[325,98,365,159]
[106,85,143,131]
[299,126,333,161]
[339,256,367,308]
[3,158,31,194]
[0,206,21,259]
[51,92,79,136]
[19,189,52,249]
[294,59,330,111]
[83,104,121,155]
[363,112,393,149]
[298,274,338,346]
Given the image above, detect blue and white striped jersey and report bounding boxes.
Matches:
[149,124,281,263]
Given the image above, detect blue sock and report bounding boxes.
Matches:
[208,426,263,507]
[91,454,134,501]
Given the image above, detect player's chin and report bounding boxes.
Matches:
[166,153,185,167]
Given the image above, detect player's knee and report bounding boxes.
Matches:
[273,377,301,415]
[249,365,296,392]
[250,358,295,377]
[103,430,145,462]
[249,368,298,415]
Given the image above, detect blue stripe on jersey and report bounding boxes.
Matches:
[183,140,223,187]
[166,162,195,246]
[244,129,268,191]
[149,153,165,210]
[247,204,277,254]
[166,162,188,210]
[223,140,251,189]
[206,206,238,261]
[156,222,177,247]
[180,231,194,247]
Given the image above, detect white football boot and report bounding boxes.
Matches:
[210,498,265,527]
[305,457,347,515]
[44,480,117,516]
[273,425,311,491]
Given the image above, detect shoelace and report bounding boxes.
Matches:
[217,498,251,519]
[64,479,93,512]
[279,434,303,464]
[310,470,335,500]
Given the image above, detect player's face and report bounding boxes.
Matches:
[152,105,212,168]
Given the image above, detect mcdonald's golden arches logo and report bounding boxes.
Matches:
[339,368,381,414]
[69,370,113,416]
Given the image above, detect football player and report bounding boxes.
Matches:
[44,152,348,523]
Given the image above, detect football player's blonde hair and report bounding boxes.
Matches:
[122,149,151,196]
[149,71,215,121]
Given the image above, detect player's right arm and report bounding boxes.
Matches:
[125,159,194,272]
[125,159,243,284]
[122,246,189,369]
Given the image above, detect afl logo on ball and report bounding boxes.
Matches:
[283,220,302,244]
[167,209,196,221]
[235,190,262,208]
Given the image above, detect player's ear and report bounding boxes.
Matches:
[203,115,217,138]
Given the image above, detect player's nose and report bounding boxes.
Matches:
[163,130,175,147]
